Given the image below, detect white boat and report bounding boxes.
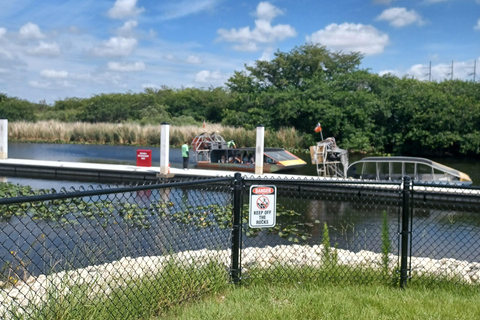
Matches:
[347,156,472,185]
[310,138,472,185]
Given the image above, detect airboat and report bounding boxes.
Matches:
[310,138,472,185]
[191,132,306,173]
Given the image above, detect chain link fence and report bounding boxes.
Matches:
[1,174,480,318]
[408,181,480,286]
[0,177,234,319]
[237,177,403,286]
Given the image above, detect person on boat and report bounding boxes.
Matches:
[264,156,275,164]
[221,155,226,163]
[228,140,236,148]
[182,141,189,170]
[234,154,242,163]
[228,156,234,163]
[242,154,249,164]
[249,155,255,164]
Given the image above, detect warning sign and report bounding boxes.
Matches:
[249,185,276,228]
[256,196,269,210]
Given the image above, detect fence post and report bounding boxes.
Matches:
[231,172,242,284]
[400,176,411,288]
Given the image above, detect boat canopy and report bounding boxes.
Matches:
[347,156,472,185]
[309,138,473,185]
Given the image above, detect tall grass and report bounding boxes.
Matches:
[19,259,229,320]
[8,121,305,149]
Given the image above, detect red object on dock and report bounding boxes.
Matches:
[136,149,152,167]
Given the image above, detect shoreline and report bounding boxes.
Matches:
[2,244,479,318]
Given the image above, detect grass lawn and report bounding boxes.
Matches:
[161,282,480,320]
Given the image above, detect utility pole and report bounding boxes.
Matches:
[470,60,477,82]
[421,62,431,81]
[443,61,454,80]
[475,60,477,82]
[465,60,477,82]
[429,61,432,81]
[451,61,454,80]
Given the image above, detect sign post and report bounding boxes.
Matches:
[249,185,276,228]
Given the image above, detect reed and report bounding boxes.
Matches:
[8,121,305,149]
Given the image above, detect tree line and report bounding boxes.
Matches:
[1,44,479,156]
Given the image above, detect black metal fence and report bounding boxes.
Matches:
[1,174,480,318]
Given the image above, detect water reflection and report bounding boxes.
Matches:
[0,185,234,278]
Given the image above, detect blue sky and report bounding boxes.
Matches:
[0,0,479,104]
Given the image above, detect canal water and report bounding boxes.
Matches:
[4,142,480,186]
[1,143,479,277]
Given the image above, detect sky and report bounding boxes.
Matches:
[0,0,479,104]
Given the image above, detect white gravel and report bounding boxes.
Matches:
[1,245,479,319]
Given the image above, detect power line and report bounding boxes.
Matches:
[420,60,478,82]
[439,61,454,80]
[421,61,432,81]
[467,60,477,82]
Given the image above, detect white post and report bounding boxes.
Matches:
[160,122,170,175]
[255,124,264,175]
[0,119,7,160]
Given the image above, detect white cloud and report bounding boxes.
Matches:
[423,0,450,3]
[186,55,202,64]
[19,22,45,39]
[217,1,296,52]
[0,48,14,60]
[0,48,27,71]
[142,83,161,90]
[475,19,480,31]
[258,50,272,61]
[195,70,228,84]
[108,61,145,71]
[0,28,6,39]
[373,0,398,4]
[159,0,222,21]
[378,69,398,76]
[40,69,68,78]
[307,23,389,55]
[92,37,137,56]
[376,7,425,28]
[255,1,283,22]
[118,20,138,37]
[27,41,61,56]
[232,42,258,52]
[87,72,124,86]
[108,0,144,19]
[29,80,51,88]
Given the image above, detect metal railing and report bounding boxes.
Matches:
[1,174,479,318]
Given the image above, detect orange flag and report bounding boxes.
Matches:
[314,122,322,133]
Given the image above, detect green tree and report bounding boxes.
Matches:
[225,43,366,141]
[78,92,153,123]
[0,96,37,121]
[0,93,7,103]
